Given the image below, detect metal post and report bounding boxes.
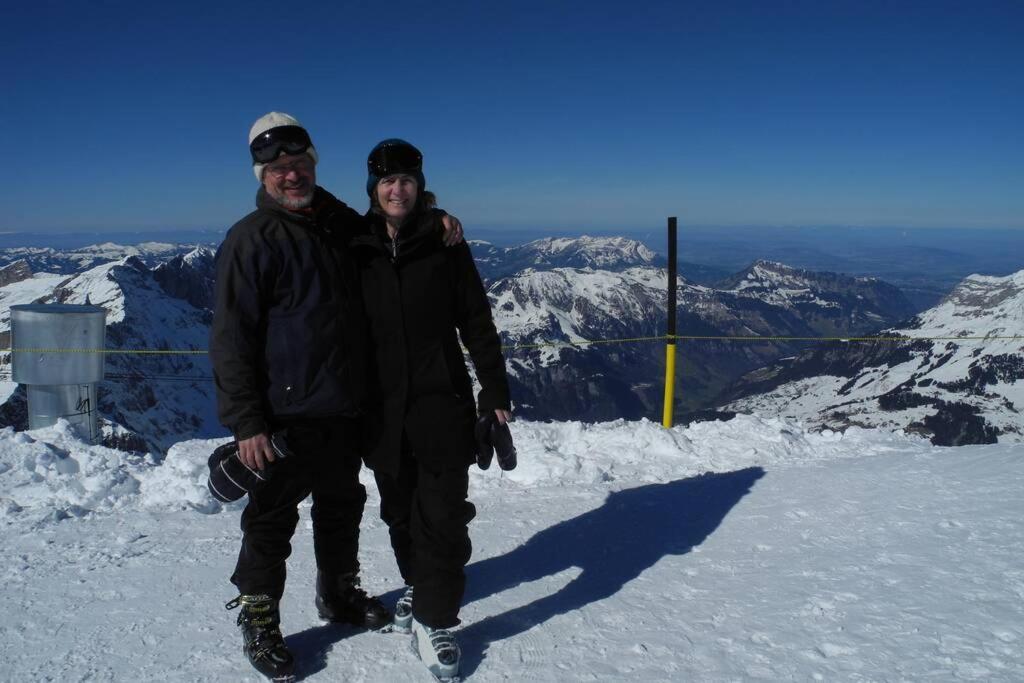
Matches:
[662,217,678,428]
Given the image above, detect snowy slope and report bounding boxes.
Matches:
[0,253,220,452]
[1,418,1022,681]
[0,271,69,330]
[724,270,1024,444]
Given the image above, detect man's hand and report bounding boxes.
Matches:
[238,433,276,471]
[494,408,512,425]
[440,214,464,246]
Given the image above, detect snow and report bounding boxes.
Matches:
[523,235,657,268]
[728,270,1024,441]
[0,272,70,328]
[0,242,198,275]
[2,416,1023,681]
[730,263,842,308]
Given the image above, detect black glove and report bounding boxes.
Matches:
[207,430,294,503]
[475,413,517,471]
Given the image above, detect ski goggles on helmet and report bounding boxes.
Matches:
[367,139,423,178]
[250,125,313,164]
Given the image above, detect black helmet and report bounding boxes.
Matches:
[366,138,425,196]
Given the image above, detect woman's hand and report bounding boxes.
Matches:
[476,410,517,471]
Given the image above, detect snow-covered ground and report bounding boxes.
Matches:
[2,417,1022,681]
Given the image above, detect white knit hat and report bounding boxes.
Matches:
[248,111,319,181]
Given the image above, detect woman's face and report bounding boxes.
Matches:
[376,174,419,224]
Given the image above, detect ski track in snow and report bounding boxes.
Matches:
[1,416,1023,681]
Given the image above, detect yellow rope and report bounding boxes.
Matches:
[0,333,1021,357]
[500,333,1024,351]
[2,348,208,355]
[500,334,669,351]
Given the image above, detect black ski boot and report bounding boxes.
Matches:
[226,594,295,682]
[315,571,392,630]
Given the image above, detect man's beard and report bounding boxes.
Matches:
[277,191,314,210]
[270,182,314,210]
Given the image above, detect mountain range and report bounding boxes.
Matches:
[0,235,1018,451]
[489,250,915,420]
[719,271,1024,445]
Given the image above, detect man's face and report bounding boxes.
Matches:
[262,153,316,210]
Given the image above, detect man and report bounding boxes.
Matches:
[210,112,461,681]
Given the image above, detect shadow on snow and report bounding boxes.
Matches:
[284,621,356,680]
[284,466,764,679]
[459,466,766,676]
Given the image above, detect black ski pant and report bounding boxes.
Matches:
[231,417,366,600]
[374,438,476,629]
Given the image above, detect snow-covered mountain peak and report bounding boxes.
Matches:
[47,260,127,322]
[152,247,216,311]
[76,242,178,257]
[713,260,913,321]
[180,246,212,266]
[135,241,178,254]
[734,260,821,288]
[728,261,803,292]
[518,235,657,269]
[901,269,1024,339]
[0,241,212,276]
[940,270,1024,312]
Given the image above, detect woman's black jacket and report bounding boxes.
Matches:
[350,211,511,477]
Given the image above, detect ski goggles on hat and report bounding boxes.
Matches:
[250,125,313,164]
[367,140,422,178]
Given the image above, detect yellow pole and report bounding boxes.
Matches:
[663,216,678,428]
[662,341,676,427]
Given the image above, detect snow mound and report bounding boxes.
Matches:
[480,415,927,490]
[0,422,147,522]
[0,423,234,523]
[1,415,929,527]
[137,437,234,513]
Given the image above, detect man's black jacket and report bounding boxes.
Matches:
[209,187,368,440]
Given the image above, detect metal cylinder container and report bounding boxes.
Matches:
[10,304,106,440]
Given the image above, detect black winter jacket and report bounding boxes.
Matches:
[210,187,368,440]
[351,211,511,476]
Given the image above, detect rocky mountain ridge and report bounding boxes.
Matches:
[1,235,997,452]
[493,258,916,420]
[720,270,1024,445]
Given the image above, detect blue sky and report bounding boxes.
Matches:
[2,0,1021,233]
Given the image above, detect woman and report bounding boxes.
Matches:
[351,138,512,680]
